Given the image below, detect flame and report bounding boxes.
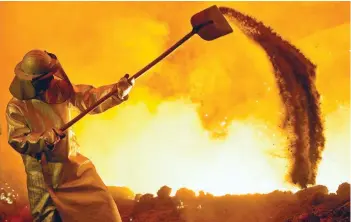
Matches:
[73,100,296,195]
[0,2,349,196]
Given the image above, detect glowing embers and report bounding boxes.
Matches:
[0,181,18,205]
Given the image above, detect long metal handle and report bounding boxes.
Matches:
[60,29,198,132]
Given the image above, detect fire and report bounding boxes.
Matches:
[73,100,295,196]
[73,99,349,196]
[0,2,349,197]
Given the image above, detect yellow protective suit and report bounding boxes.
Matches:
[6,83,124,222]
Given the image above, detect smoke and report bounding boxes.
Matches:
[218,7,325,188]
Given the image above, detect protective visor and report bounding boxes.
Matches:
[9,52,74,104]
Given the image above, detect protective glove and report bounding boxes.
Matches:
[41,128,66,151]
[115,74,135,100]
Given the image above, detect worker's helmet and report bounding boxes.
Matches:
[9,50,73,104]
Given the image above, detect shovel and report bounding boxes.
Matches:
[60,5,233,132]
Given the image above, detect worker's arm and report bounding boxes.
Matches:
[6,103,60,157]
[70,75,134,114]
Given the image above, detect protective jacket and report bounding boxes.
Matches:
[6,50,125,222]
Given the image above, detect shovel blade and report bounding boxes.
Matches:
[191,5,233,41]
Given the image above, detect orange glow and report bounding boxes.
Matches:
[0,2,349,197]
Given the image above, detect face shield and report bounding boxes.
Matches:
[9,51,74,104]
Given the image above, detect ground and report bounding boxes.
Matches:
[3,183,349,222]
